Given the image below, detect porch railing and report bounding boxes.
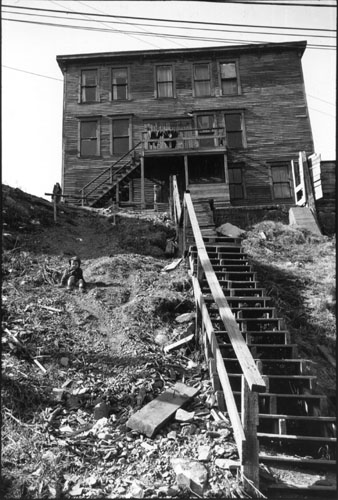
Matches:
[142,127,226,151]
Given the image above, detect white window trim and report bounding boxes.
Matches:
[110,65,131,101]
[109,115,133,156]
[79,68,99,104]
[154,63,176,99]
[218,60,241,96]
[192,61,213,98]
[77,116,101,157]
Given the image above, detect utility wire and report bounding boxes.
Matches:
[3,17,335,50]
[2,64,63,81]
[2,4,336,32]
[200,0,336,6]
[3,9,335,39]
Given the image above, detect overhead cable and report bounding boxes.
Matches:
[3,17,335,50]
[2,4,335,32]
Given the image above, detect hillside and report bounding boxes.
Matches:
[1,185,336,499]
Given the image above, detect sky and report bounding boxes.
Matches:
[2,0,336,199]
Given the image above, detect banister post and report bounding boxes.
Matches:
[241,375,260,496]
[110,166,113,184]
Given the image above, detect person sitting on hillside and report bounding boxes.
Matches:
[60,256,86,292]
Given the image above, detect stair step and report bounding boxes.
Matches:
[232,390,328,415]
[215,329,291,344]
[259,451,337,468]
[258,432,336,443]
[211,317,285,331]
[219,343,297,360]
[227,373,315,393]
[257,413,336,436]
[223,358,311,375]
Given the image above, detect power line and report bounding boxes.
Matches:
[3,9,335,40]
[307,93,336,106]
[3,17,336,50]
[2,4,335,32]
[199,0,336,6]
[3,64,63,81]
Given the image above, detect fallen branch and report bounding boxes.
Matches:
[4,328,47,374]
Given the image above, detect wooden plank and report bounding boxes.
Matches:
[162,258,182,272]
[185,194,266,393]
[163,333,194,353]
[126,382,199,438]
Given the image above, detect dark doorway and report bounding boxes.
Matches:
[145,156,185,203]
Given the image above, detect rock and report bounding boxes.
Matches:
[215,458,240,470]
[158,485,180,497]
[91,417,108,435]
[167,430,177,440]
[60,357,69,367]
[216,223,245,238]
[171,458,208,497]
[175,312,195,324]
[130,480,144,498]
[94,401,109,420]
[214,445,226,457]
[175,409,195,422]
[198,445,211,461]
[154,332,170,345]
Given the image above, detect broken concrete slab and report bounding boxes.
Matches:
[171,458,208,497]
[198,445,211,462]
[126,382,199,438]
[216,222,245,238]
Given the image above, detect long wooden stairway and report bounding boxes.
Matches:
[189,236,336,498]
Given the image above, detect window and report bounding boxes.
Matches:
[220,62,239,95]
[156,65,173,98]
[112,67,128,100]
[80,120,99,156]
[228,165,244,200]
[81,69,97,102]
[197,114,215,147]
[112,118,130,154]
[271,163,292,199]
[193,63,211,96]
[225,113,244,148]
[188,155,225,184]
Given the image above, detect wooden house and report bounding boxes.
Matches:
[56,40,315,210]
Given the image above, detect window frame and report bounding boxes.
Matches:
[218,60,241,96]
[154,64,175,99]
[78,116,101,157]
[79,68,99,103]
[228,163,246,200]
[224,111,246,149]
[192,61,212,97]
[110,115,132,156]
[110,66,130,101]
[269,162,293,200]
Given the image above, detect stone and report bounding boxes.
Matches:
[198,445,211,462]
[214,445,226,457]
[94,401,109,421]
[130,481,144,498]
[216,222,245,238]
[175,409,195,422]
[60,357,69,367]
[171,458,208,497]
[175,312,196,324]
[167,430,177,440]
[215,458,240,470]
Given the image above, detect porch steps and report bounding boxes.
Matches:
[189,235,336,497]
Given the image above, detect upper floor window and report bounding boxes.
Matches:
[112,67,128,100]
[193,63,211,96]
[220,62,239,95]
[80,119,99,156]
[112,118,130,154]
[81,69,98,102]
[225,113,245,148]
[156,65,173,98]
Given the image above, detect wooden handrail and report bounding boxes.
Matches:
[183,193,266,393]
[80,141,142,195]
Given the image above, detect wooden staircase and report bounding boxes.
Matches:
[79,142,142,208]
[187,197,217,238]
[189,237,336,497]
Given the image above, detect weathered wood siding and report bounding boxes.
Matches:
[58,43,314,206]
[316,160,336,235]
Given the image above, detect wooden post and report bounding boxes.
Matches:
[184,155,189,189]
[241,375,259,496]
[169,175,173,220]
[154,184,158,211]
[141,156,145,209]
[53,197,57,223]
[116,181,120,205]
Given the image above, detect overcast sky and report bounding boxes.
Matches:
[2,0,336,199]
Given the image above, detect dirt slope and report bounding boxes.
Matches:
[1,185,336,499]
